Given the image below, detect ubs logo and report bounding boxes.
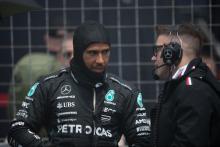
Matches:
[57,102,75,109]
[61,85,71,95]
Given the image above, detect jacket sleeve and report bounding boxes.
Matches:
[122,88,151,147]
[8,81,49,147]
[172,78,213,147]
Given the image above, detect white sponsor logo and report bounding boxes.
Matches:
[57,118,77,123]
[137,132,148,136]
[136,119,151,132]
[12,121,24,127]
[25,96,33,101]
[16,110,28,118]
[103,107,116,113]
[57,102,75,109]
[85,125,92,134]
[57,124,112,138]
[104,101,116,106]
[57,111,77,117]
[61,85,71,95]
[137,112,146,117]
[58,124,82,134]
[94,127,112,137]
[136,107,146,111]
[56,95,75,99]
[136,126,149,132]
[135,119,148,125]
[21,102,30,109]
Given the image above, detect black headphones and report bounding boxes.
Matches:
[161,42,182,66]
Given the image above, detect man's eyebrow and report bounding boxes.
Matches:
[87,48,110,51]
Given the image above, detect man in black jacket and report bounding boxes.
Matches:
[151,24,220,147]
[7,21,150,147]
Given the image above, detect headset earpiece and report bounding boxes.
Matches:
[161,42,182,65]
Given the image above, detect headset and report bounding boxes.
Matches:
[152,30,183,80]
[161,32,183,66]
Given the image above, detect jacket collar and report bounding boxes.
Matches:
[172,64,188,79]
[171,57,203,80]
[70,67,106,88]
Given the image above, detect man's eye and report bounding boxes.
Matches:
[153,45,164,56]
[88,51,98,56]
[102,50,110,56]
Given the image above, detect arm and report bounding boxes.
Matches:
[8,81,50,147]
[172,80,213,147]
[122,89,151,147]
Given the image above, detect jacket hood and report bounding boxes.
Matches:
[70,21,110,87]
[72,21,110,64]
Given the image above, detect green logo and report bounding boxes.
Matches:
[105,90,115,102]
[27,82,39,97]
[137,93,143,108]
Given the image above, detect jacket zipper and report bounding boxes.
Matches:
[93,88,96,113]
[93,88,97,147]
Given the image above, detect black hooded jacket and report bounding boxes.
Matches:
[7,68,150,147]
[151,58,220,147]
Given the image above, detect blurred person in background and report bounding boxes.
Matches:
[7,16,74,143]
[201,46,219,78]
[7,15,74,120]
[7,35,74,144]
[150,24,220,147]
[56,35,74,67]
[193,25,220,79]
[7,21,150,147]
[44,14,74,67]
[8,53,61,119]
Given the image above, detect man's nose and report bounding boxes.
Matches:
[96,53,104,64]
[151,55,156,61]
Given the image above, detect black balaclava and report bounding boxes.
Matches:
[70,21,110,87]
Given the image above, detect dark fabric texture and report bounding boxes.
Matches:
[151,58,220,147]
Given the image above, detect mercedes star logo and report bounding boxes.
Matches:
[61,85,71,95]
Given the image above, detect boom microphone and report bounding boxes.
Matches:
[152,63,168,80]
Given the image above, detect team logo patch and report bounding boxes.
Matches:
[137,93,143,108]
[27,82,39,97]
[61,85,71,95]
[105,90,115,102]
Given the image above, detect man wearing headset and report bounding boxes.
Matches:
[151,24,220,147]
[7,21,150,147]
